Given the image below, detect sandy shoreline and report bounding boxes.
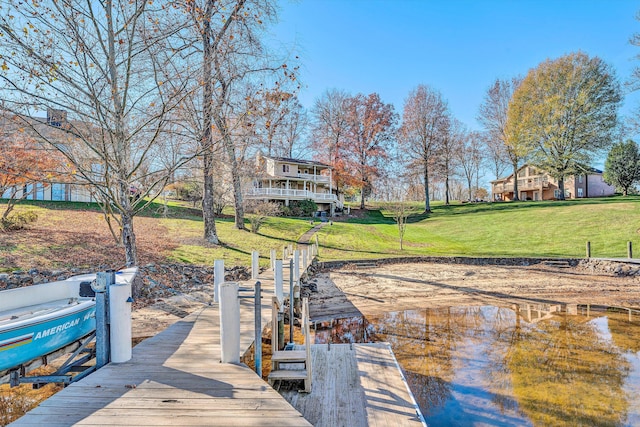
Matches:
[306,262,640,321]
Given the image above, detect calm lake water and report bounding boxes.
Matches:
[314,305,640,427]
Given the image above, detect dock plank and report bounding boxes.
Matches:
[279,343,424,427]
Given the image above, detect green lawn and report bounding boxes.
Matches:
[318,197,640,260]
[2,196,639,268]
[163,215,316,267]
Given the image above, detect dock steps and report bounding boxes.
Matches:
[272,350,307,363]
[268,297,312,393]
[269,369,309,381]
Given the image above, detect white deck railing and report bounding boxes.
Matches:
[246,188,337,202]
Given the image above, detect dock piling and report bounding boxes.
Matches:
[219,282,240,363]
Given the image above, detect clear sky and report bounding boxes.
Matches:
[271,0,640,134]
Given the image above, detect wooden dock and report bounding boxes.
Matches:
[10,283,311,426]
[278,343,425,427]
[10,255,424,427]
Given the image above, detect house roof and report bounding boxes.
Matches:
[264,156,331,169]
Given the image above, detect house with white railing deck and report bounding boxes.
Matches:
[246,154,343,215]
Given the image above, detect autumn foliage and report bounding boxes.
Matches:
[0,131,63,227]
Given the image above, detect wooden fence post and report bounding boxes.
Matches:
[586,241,591,258]
[628,241,633,259]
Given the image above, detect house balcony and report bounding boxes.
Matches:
[270,172,330,184]
[493,178,549,193]
[246,188,338,203]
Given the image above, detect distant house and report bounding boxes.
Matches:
[1,109,98,203]
[491,164,615,201]
[246,154,343,215]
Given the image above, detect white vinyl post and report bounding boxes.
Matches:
[214,259,224,303]
[274,260,283,307]
[251,250,259,279]
[270,249,276,270]
[109,281,132,363]
[219,282,240,363]
[293,249,300,283]
[302,248,308,270]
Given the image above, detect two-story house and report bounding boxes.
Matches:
[491,164,615,201]
[246,154,343,215]
[1,109,98,203]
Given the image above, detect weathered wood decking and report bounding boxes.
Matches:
[10,283,311,427]
[10,263,423,426]
[279,343,425,427]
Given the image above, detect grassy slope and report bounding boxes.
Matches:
[319,197,640,260]
[1,196,638,270]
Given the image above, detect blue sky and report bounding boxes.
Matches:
[271,0,640,133]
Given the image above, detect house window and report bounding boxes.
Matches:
[578,188,583,198]
[282,164,290,173]
[578,175,583,184]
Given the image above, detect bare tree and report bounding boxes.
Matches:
[390,201,409,250]
[434,118,463,205]
[457,131,485,201]
[310,89,352,194]
[180,0,291,232]
[279,98,309,158]
[478,78,523,200]
[398,85,450,213]
[0,1,191,265]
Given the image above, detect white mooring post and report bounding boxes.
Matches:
[214,259,224,303]
[270,249,276,270]
[293,249,300,283]
[219,282,240,363]
[251,250,259,280]
[274,259,284,306]
[109,278,133,363]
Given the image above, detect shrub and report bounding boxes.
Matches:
[286,199,317,217]
[245,200,281,233]
[1,210,38,231]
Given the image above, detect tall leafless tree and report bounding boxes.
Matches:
[457,131,485,201]
[434,118,463,205]
[478,78,523,200]
[0,0,191,265]
[398,85,450,213]
[310,89,351,193]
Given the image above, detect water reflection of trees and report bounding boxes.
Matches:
[367,306,634,426]
[367,307,485,415]
[607,312,640,353]
[500,310,631,427]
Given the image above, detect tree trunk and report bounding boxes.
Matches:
[557,175,565,200]
[121,210,137,267]
[200,5,220,244]
[512,162,520,201]
[423,164,431,213]
[220,132,246,230]
[360,186,365,210]
[445,176,450,205]
[202,150,220,244]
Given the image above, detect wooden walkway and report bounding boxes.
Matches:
[279,343,425,427]
[10,280,311,426]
